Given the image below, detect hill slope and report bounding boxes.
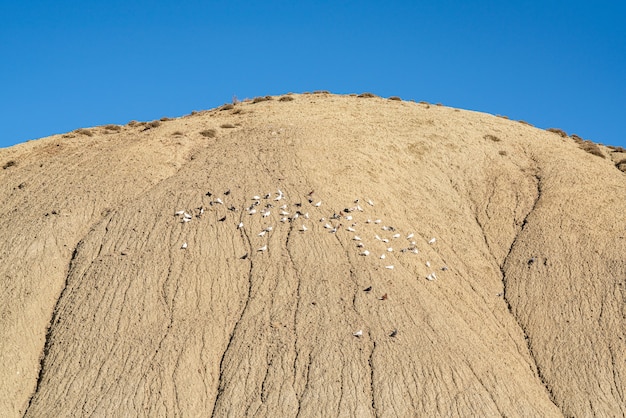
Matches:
[1,93,624,417]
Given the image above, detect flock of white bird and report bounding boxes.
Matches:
[173,188,446,338]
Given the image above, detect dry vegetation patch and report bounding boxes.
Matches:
[388,96,402,101]
[279,96,294,102]
[2,160,16,169]
[484,134,501,142]
[252,96,273,104]
[74,128,94,137]
[220,104,235,111]
[220,123,236,129]
[547,128,568,137]
[357,92,377,98]
[579,140,605,158]
[616,158,626,172]
[200,129,217,138]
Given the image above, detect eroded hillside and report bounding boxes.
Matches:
[1,93,624,417]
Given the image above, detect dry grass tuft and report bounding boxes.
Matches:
[74,128,94,137]
[220,104,235,111]
[518,120,533,127]
[546,128,568,138]
[190,110,199,116]
[496,115,509,120]
[313,90,330,94]
[607,145,626,153]
[388,96,402,101]
[279,96,295,102]
[3,160,16,169]
[435,103,443,106]
[103,124,122,132]
[579,140,605,158]
[199,129,216,138]
[220,123,236,129]
[160,117,173,122]
[172,131,184,136]
[499,150,508,156]
[252,96,273,104]
[484,134,501,142]
[357,92,377,98]
[571,134,584,144]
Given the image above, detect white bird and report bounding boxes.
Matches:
[387,247,393,252]
[215,198,223,205]
[280,210,290,216]
[258,245,267,252]
[366,219,372,224]
[253,196,261,200]
[356,205,363,212]
[353,236,361,241]
[304,212,310,219]
[274,189,283,201]
[293,213,299,219]
[426,273,436,281]
[385,265,394,270]
[265,226,273,231]
[182,218,191,223]
[411,248,419,254]
[300,225,308,232]
[280,204,288,210]
[324,223,333,229]
[249,209,257,215]
[374,219,382,224]
[319,217,325,222]
[426,261,431,267]
[181,242,188,249]
[429,238,436,244]
[406,233,414,239]
[258,231,266,237]
[367,199,374,206]
[361,250,370,256]
[374,235,381,241]
[314,201,322,207]
[345,215,353,221]
[382,239,389,243]
[382,226,390,231]
[280,217,288,223]
[392,233,401,239]
[353,330,363,337]
[238,222,244,229]
[184,212,192,219]
[347,227,355,232]
[175,210,184,216]
[356,242,364,248]
[380,254,386,259]
[263,211,271,218]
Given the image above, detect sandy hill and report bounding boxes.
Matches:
[1,93,625,417]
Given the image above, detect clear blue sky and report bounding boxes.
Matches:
[1,1,625,148]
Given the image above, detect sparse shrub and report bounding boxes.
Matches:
[579,140,605,158]
[418,101,429,105]
[103,124,122,131]
[484,134,501,142]
[388,96,402,101]
[499,150,508,156]
[160,117,173,122]
[127,120,139,127]
[313,90,330,94]
[435,103,443,106]
[357,92,377,98]
[546,128,567,137]
[191,110,199,116]
[2,160,16,169]
[279,96,294,102]
[172,131,184,136]
[220,123,236,129]
[616,158,626,173]
[607,145,626,153]
[74,128,94,137]
[518,120,533,126]
[252,96,272,103]
[232,108,243,114]
[348,93,357,97]
[496,115,509,120]
[199,129,216,138]
[147,121,161,128]
[571,134,584,143]
[220,104,235,111]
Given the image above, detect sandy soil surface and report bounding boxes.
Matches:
[1,93,624,417]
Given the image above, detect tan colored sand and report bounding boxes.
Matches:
[0,93,624,417]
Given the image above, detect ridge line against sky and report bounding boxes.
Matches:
[1,0,625,149]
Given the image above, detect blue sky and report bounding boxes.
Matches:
[1,1,625,148]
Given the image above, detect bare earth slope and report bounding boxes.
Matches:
[1,93,624,417]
